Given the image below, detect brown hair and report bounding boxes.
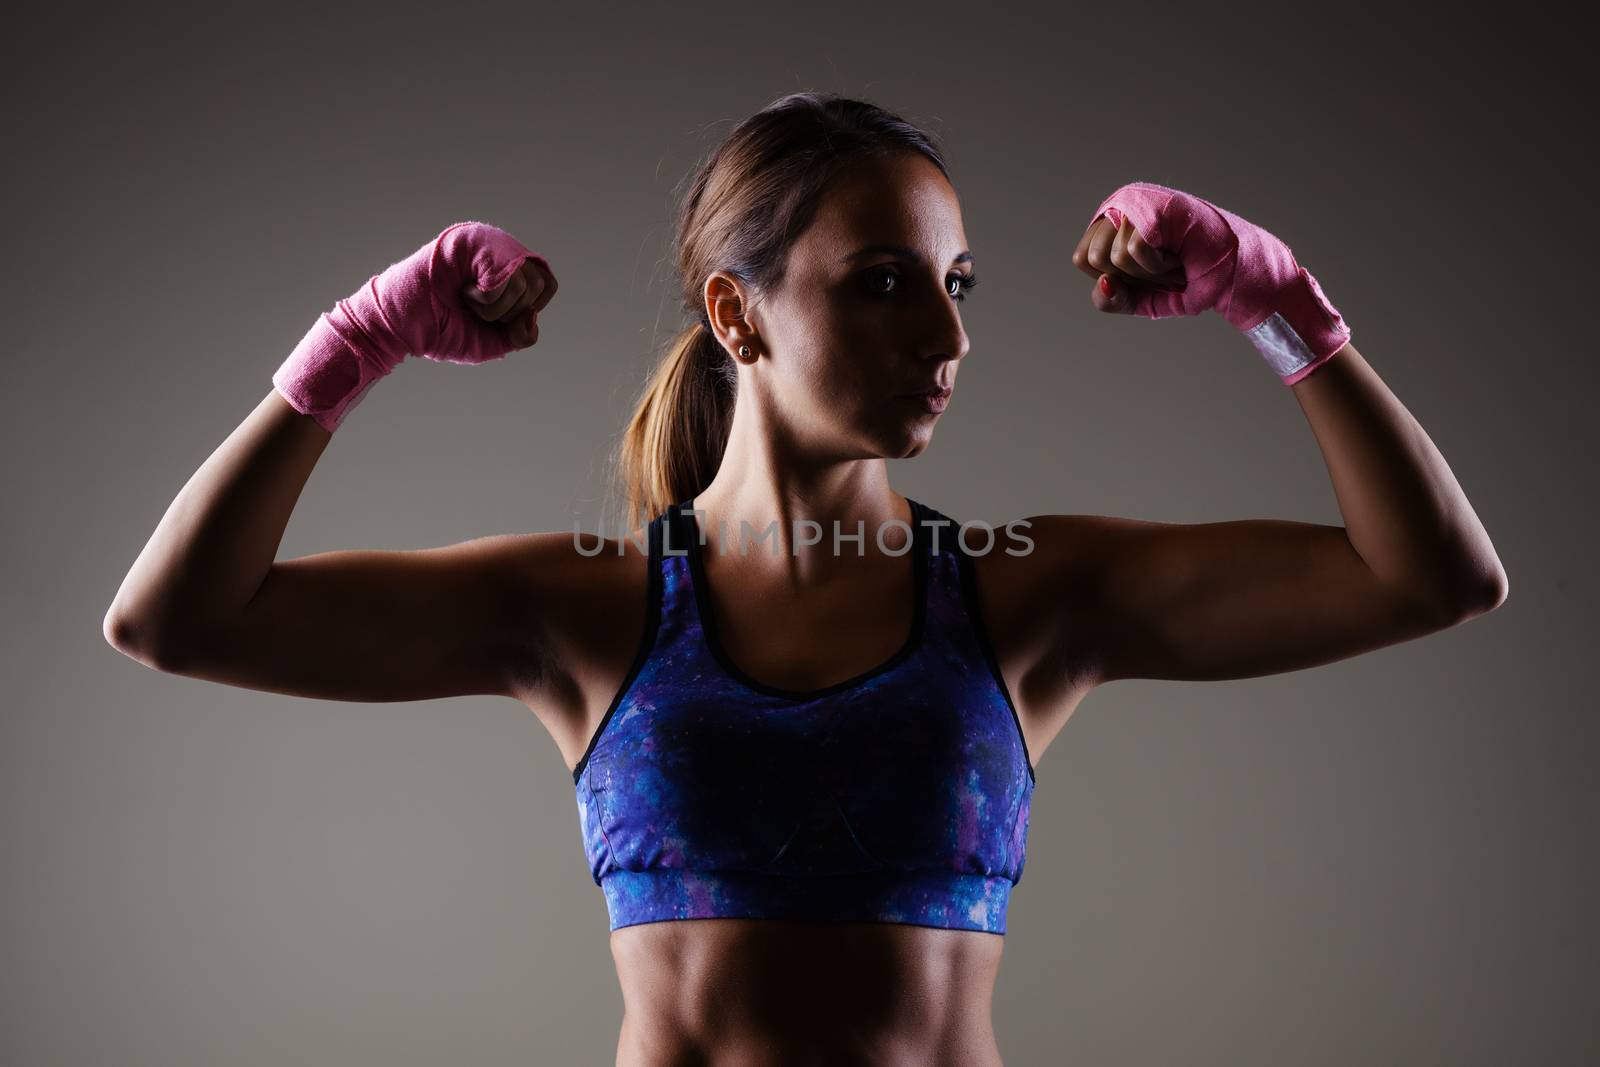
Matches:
[608,91,952,531]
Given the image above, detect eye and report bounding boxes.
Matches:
[863,266,900,295]
[948,271,978,303]
[862,266,979,303]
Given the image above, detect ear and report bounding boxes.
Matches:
[704,271,762,356]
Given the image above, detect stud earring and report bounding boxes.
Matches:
[737,344,752,361]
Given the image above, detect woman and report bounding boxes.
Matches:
[103,92,1508,1066]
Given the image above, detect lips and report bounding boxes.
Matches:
[898,386,952,414]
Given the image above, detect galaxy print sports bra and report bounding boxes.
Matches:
[571,499,1037,934]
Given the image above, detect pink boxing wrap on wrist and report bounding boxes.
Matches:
[272,221,548,431]
[1090,182,1351,385]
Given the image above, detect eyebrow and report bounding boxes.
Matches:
[840,244,973,267]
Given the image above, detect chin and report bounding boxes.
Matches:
[867,422,935,459]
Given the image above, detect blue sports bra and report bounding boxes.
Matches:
[571,498,1037,934]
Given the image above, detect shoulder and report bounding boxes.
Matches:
[962,512,1141,686]
[484,523,656,698]
[970,510,1173,591]
[499,525,652,605]
[958,512,1118,595]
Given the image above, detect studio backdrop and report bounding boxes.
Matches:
[3,4,1593,1065]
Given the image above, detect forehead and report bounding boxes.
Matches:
[796,153,966,259]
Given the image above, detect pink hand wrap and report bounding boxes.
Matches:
[272,221,548,431]
[1090,182,1351,384]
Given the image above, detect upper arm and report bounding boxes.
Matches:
[1024,513,1488,686]
[147,532,570,703]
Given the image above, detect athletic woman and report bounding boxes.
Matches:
[103,92,1508,1066]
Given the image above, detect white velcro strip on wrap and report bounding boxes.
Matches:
[332,373,382,429]
[1245,312,1315,378]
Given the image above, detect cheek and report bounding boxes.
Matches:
[776,293,909,411]
[790,351,852,408]
[799,343,885,411]
[787,315,879,400]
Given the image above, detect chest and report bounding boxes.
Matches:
[580,606,1033,876]
[697,569,917,696]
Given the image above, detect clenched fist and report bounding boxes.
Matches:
[461,254,558,352]
[1071,182,1351,384]
[273,221,560,431]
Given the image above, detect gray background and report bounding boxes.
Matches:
[4,4,1593,1065]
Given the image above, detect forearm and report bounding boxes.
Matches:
[1291,342,1508,616]
[104,389,331,655]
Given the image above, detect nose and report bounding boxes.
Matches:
[918,277,970,366]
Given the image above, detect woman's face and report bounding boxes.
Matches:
[715,152,974,461]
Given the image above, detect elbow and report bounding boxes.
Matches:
[1433,560,1510,625]
[102,603,139,656]
[1484,565,1510,613]
[102,605,194,673]
[1468,558,1510,617]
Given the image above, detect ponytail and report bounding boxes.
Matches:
[613,322,736,531]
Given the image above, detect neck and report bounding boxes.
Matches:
[688,400,911,579]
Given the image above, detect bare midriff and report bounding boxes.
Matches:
[606,918,1008,1066]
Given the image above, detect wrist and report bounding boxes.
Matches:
[271,302,404,432]
[1241,267,1351,385]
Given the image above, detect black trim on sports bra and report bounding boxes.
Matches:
[674,498,930,702]
[955,530,1038,784]
[571,510,664,784]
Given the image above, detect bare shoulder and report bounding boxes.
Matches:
[966,513,1121,686]
[492,524,654,764]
